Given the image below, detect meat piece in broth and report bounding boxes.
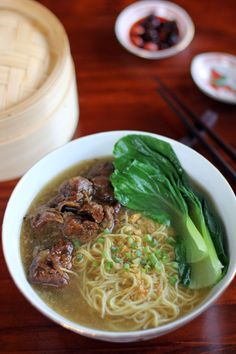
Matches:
[62,214,99,243]
[29,206,64,231]
[87,161,114,179]
[51,239,74,269]
[92,175,116,204]
[27,161,121,248]
[86,162,116,205]
[59,176,93,202]
[79,201,104,223]
[29,240,73,287]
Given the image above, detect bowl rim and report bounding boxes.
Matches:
[114,0,195,59]
[2,130,236,341]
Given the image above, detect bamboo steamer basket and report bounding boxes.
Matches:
[0,0,79,181]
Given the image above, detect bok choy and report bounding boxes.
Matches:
[110,134,228,289]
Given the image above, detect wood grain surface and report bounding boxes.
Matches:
[0,1,236,353]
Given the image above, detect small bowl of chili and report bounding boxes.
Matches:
[115,0,195,59]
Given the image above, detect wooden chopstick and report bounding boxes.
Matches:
[156,77,236,162]
[156,81,236,183]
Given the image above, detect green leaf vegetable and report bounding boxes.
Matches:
[110,134,228,289]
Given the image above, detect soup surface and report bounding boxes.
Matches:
[21,158,208,331]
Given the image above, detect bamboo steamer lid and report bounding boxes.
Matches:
[0,0,79,180]
[0,10,50,111]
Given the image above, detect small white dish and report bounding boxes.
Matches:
[191,52,236,104]
[114,0,195,59]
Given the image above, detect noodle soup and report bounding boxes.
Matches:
[21,158,208,332]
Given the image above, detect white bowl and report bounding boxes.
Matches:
[115,1,195,59]
[2,130,236,342]
[191,52,236,104]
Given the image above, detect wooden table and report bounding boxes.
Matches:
[1,0,236,353]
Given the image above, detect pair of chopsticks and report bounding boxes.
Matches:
[156,78,236,183]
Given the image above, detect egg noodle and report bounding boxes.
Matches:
[72,211,202,330]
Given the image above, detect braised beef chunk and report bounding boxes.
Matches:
[29,240,73,287]
[27,160,121,251]
[92,175,116,204]
[47,193,66,208]
[87,161,114,178]
[62,214,99,243]
[79,201,104,223]
[51,239,73,269]
[59,176,93,201]
[29,207,64,231]
[87,161,116,204]
[57,200,82,213]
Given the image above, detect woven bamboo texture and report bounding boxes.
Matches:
[0,10,50,111]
